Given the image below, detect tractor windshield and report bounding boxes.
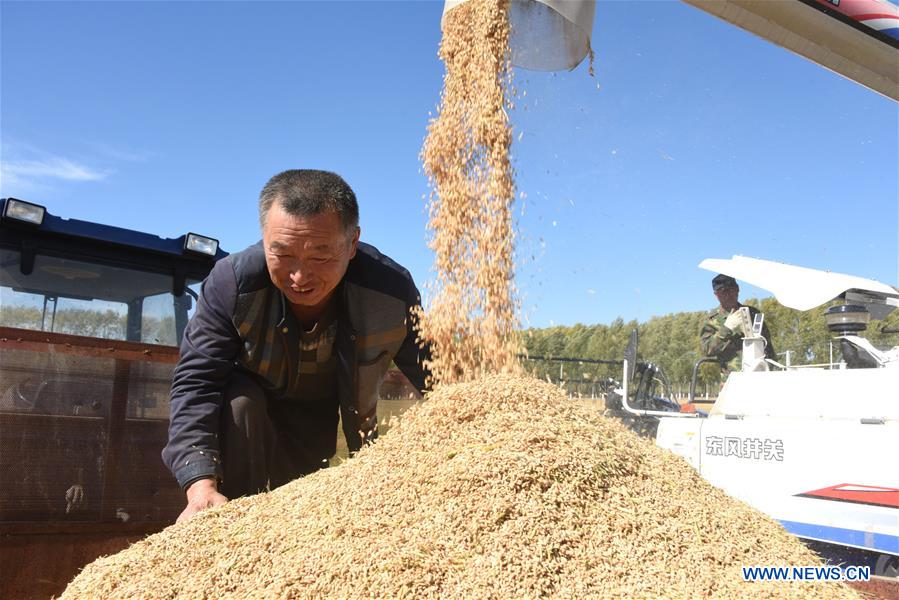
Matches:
[0,248,200,345]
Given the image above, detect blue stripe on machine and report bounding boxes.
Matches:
[780,520,899,555]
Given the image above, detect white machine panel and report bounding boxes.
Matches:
[695,415,898,554]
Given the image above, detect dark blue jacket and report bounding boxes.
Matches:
[162,241,430,490]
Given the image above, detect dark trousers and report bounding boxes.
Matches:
[219,373,336,499]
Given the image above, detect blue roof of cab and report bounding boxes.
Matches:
[1,197,229,260]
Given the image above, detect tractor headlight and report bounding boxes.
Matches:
[2,198,46,225]
[184,233,219,257]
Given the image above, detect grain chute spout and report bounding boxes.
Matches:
[442,0,596,71]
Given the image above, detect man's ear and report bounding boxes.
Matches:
[348,227,360,259]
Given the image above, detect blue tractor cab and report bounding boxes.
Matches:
[0,198,227,599]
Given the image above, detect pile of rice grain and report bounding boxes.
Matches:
[62,375,854,599]
[415,0,522,386]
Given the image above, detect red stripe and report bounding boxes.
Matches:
[799,483,899,509]
[813,0,899,19]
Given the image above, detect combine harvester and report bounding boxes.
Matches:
[615,257,899,578]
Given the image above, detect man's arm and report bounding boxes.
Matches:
[392,280,432,395]
[162,258,242,493]
[700,313,740,360]
[699,319,717,357]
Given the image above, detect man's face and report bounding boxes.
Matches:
[714,285,739,310]
[262,202,359,311]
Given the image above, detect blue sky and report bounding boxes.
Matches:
[2,0,897,328]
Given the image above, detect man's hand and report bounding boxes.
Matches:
[177,478,228,523]
[723,311,744,334]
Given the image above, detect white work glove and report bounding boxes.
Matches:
[723,311,743,334]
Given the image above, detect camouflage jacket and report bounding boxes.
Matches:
[699,304,775,374]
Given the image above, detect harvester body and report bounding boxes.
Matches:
[654,257,899,575]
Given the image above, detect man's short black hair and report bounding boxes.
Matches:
[259,169,359,232]
[712,274,738,291]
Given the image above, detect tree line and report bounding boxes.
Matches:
[0,305,178,346]
[519,297,899,395]
[4,298,898,394]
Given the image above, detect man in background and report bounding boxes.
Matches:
[700,274,775,375]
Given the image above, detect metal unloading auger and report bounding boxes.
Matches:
[443,0,898,100]
[442,0,596,71]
